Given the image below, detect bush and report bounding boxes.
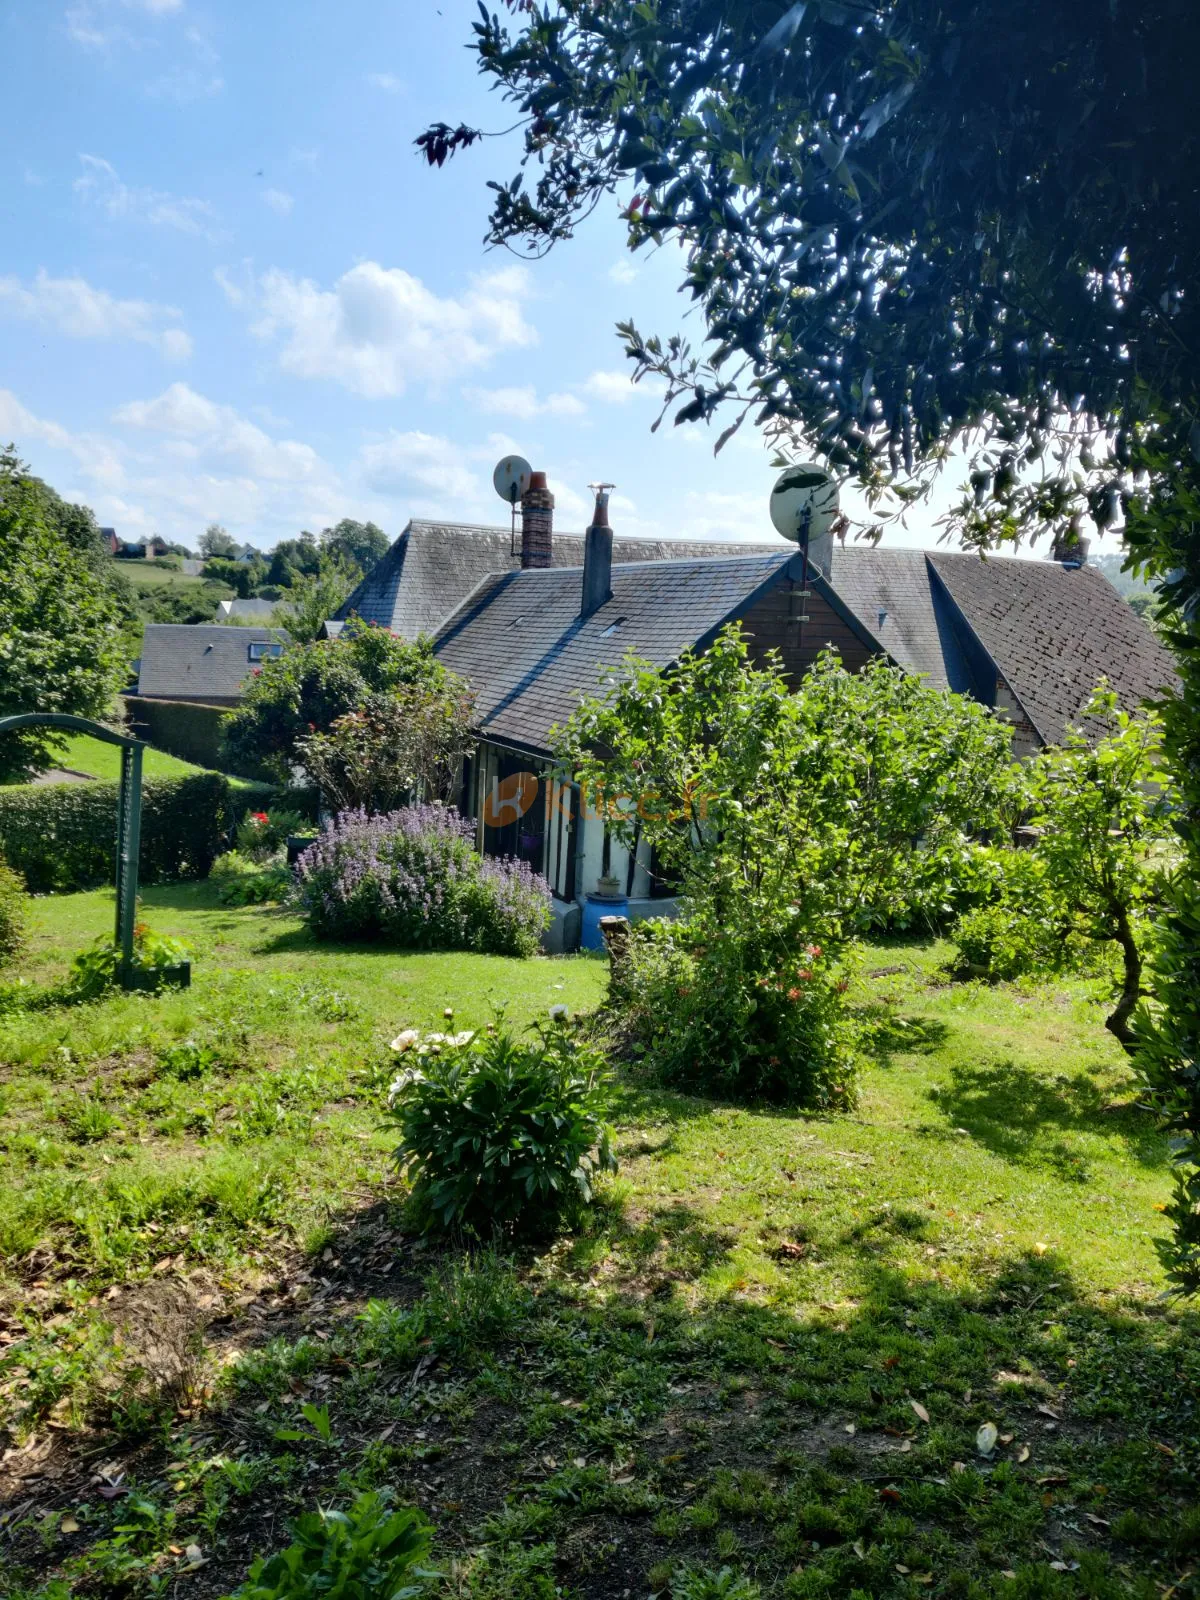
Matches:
[613,921,858,1107]
[228,1491,433,1600]
[295,805,551,957]
[210,850,293,906]
[235,807,308,859]
[0,856,27,967]
[385,1015,617,1233]
[123,696,231,772]
[0,772,230,893]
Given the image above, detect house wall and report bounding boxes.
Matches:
[740,580,876,683]
[992,676,1043,757]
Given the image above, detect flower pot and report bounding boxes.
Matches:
[122,961,191,993]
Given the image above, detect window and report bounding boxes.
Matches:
[248,641,284,662]
[600,616,628,638]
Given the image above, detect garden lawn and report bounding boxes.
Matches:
[0,889,1194,1600]
[1,735,274,799]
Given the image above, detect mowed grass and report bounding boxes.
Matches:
[0,888,1195,1600]
[47,735,206,783]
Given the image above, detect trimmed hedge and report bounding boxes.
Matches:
[0,773,230,893]
[123,696,231,772]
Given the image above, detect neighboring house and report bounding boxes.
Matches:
[134,624,290,706]
[217,597,277,622]
[430,489,1177,950]
[109,533,169,560]
[331,518,779,640]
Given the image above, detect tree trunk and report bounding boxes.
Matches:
[1106,910,1142,1051]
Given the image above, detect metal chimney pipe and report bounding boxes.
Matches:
[582,483,615,618]
[520,471,554,569]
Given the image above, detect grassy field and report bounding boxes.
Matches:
[110,561,229,596]
[0,888,1194,1599]
[43,735,207,784]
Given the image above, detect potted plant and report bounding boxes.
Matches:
[71,924,193,995]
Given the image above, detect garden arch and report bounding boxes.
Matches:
[0,713,146,984]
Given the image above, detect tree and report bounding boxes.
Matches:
[267,532,323,589]
[430,0,1200,1291]
[0,449,132,781]
[203,555,268,598]
[222,624,455,783]
[297,678,476,813]
[556,629,1013,950]
[1027,692,1176,1044]
[322,518,389,574]
[270,553,359,644]
[200,522,237,559]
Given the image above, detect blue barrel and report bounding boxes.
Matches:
[581,894,629,951]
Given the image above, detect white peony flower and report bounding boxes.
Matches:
[549,1004,569,1021]
[390,1029,421,1053]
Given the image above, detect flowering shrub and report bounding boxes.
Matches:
[235,807,308,861]
[294,805,550,957]
[613,921,858,1107]
[385,1012,617,1233]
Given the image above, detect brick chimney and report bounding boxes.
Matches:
[581,483,614,618]
[520,471,554,569]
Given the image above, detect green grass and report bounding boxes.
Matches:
[49,734,206,783]
[0,890,1194,1600]
[110,560,229,595]
[4,733,273,798]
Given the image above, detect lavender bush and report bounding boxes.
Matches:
[294,804,551,958]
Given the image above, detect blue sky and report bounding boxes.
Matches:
[1,0,981,553]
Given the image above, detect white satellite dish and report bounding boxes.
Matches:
[769,463,839,545]
[493,454,532,507]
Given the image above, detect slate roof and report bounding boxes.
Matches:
[336,520,780,639]
[431,539,1176,755]
[434,552,800,753]
[825,547,963,691]
[136,624,290,703]
[925,552,1178,745]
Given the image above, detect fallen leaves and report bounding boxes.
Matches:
[909,1398,930,1424]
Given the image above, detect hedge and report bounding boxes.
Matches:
[123,696,231,772]
[0,772,231,893]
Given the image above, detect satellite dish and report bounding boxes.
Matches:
[769,463,839,544]
[493,454,532,507]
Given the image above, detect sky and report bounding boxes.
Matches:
[2,0,1004,555]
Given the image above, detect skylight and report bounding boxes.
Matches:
[600,616,628,638]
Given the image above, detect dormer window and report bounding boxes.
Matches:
[248,641,284,663]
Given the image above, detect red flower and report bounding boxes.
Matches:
[806,944,822,959]
[797,968,813,981]
[251,811,269,823]
[787,986,801,1001]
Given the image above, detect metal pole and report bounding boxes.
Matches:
[116,743,144,983]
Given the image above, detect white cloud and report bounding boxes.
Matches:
[608,259,639,285]
[463,384,586,421]
[75,154,220,240]
[359,431,484,507]
[239,262,537,398]
[114,382,326,482]
[583,368,646,405]
[66,0,187,53]
[263,188,294,217]
[366,72,405,94]
[0,270,191,360]
[0,389,126,490]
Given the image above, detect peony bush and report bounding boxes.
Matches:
[294,804,551,957]
[385,1012,616,1233]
